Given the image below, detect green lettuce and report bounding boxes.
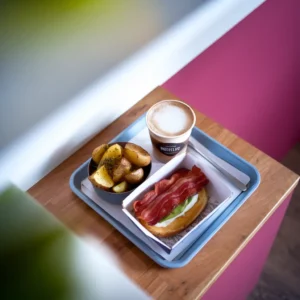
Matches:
[159,196,194,223]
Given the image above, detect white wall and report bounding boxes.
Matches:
[0,0,265,191]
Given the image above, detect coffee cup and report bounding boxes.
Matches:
[146,100,196,162]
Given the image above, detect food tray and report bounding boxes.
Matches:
[70,114,260,268]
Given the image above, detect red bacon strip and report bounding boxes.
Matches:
[140,175,208,225]
[133,168,189,215]
[134,165,209,226]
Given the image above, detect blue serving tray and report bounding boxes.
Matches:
[70,114,260,268]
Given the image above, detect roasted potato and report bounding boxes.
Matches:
[112,157,132,183]
[125,168,144,184]
[123,143,151,167]
[99,144,123,173]
[112,181,129,193]
[92,144,109,164]
[89,165,114,190]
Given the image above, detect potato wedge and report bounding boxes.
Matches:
[125,168,144,184]
[92,144,109,164]
[89,165,114,190]
[123,143,151,167]
[112,181,129,193]
[99,144,123,173]
[112,157,132,183]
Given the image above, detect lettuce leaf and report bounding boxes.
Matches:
[159,196,193,223]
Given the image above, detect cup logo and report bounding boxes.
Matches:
[157,143,185,156]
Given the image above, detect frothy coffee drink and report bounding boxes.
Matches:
[147,102,194,137]
[146,100,196,162]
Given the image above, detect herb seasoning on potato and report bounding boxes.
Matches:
[89,143,151,193]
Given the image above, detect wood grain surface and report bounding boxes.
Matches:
[28,87,299,299]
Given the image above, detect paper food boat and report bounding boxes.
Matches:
[123,149,241,253]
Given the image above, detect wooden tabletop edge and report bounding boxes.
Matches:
[199,177,299,298]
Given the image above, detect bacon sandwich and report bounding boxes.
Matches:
[133,166,209,237]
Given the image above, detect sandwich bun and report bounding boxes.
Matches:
[139,188,208,238]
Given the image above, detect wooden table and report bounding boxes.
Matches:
[29,87,299,299]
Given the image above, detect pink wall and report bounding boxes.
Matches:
[163,0,300,160]
[163,1,300,298]
[202,194,292,300]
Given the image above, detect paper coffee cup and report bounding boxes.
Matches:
[146,100,196,162]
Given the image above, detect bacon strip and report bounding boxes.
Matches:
[140,173,208,225]
[133,168,189,215]
[135,165,209,226]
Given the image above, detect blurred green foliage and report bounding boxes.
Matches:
[0,0,116,54]
[0,186,74,300]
